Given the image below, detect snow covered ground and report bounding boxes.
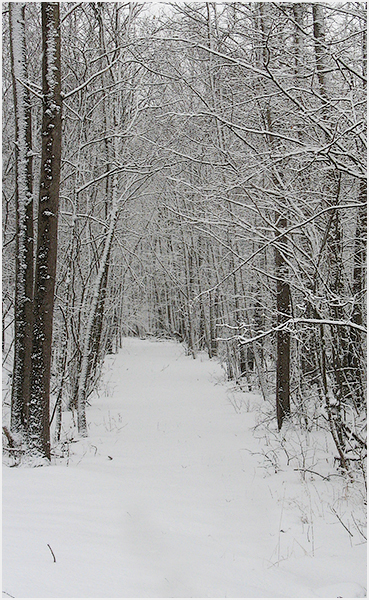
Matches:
[2,337,367,598]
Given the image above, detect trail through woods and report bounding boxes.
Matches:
[2,338,366,598]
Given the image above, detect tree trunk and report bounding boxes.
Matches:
[28,3,62,459]
[275,224,291,430]
[258,2,291,428]
[9,3,34,438]
[77,182,120,436]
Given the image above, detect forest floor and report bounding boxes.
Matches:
[2,337,367,598]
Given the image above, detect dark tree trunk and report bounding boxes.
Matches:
[29,3,62,459]
[257,2,291,429]
[275,223,291,430]
[312,4,329,98]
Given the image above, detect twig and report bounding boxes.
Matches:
[47,543,56,563]
[2,591,15,598]
[331,507,353,537]
[351,513,367,541]
[294,468,331,480]
[76,450,87,466]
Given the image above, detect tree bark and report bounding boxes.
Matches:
[29,3,62,459]
[9,3,34,438]
[275,226,291,430]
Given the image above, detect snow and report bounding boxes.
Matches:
[2,338,367,598]
[44,5,58,96]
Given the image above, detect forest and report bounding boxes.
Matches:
[2,2,367,597]
[2,2,367,474]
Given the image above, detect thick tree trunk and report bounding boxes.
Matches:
[9,3,34,438]
[29,3,62,459]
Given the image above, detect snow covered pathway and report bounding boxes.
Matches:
[2,338,366,598]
